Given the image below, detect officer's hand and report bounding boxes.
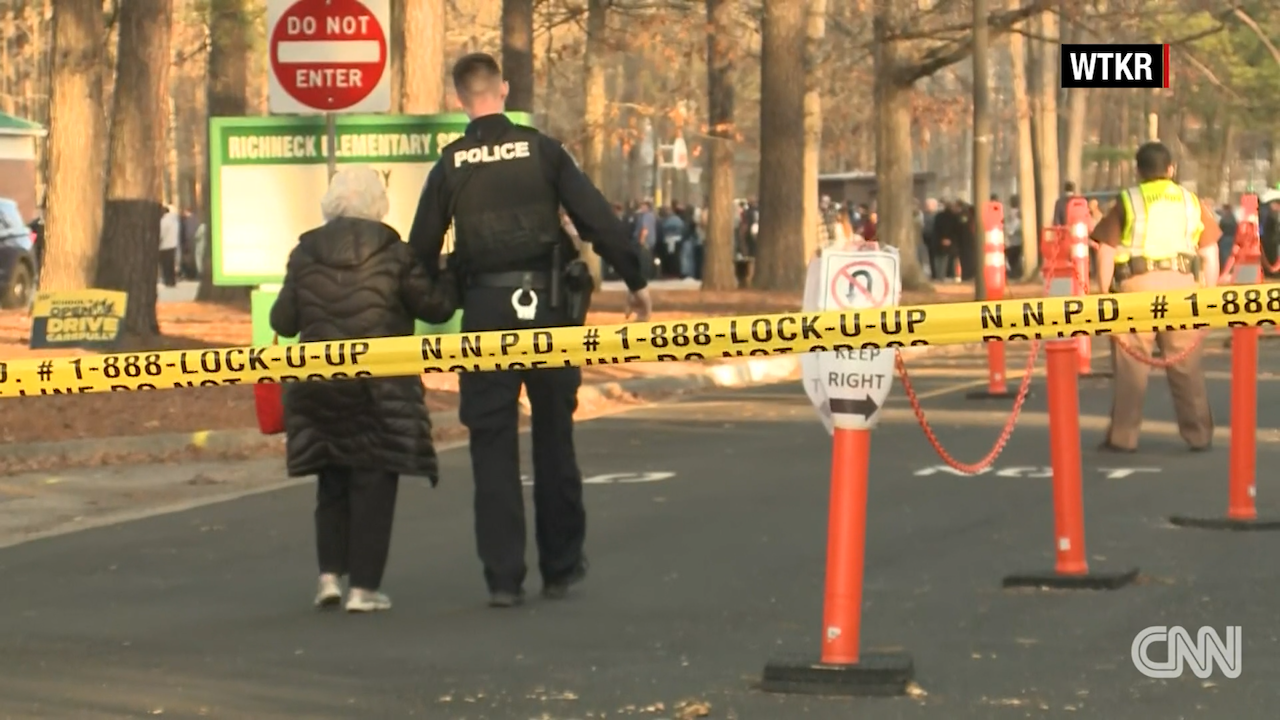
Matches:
[626,287,652,322]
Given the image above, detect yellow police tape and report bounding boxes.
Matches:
[0,284,1276,397]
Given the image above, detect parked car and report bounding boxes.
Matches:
[0,198,37,308]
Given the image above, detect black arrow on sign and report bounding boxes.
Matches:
[829,396,879,419]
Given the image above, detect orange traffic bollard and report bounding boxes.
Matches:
[1064,197,1110,379]
[762,422,914,694]
[968,201,1016,400]
[1047,339,1087,576]
[820,428,871,665]
[764,250,913,696]
[1004,240,1138,590]
[1169,193,1280,531]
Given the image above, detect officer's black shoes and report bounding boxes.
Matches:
[541,557,589,600]
[488,591,525,608]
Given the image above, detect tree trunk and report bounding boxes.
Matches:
[197,0,251,303]
[622,51,644,201]
[95,0,172,339]
[1034,10,1060,232]
[1026,14,1043,219]
[872,2,928,291]
[42,0,106,291]
[1146,87,1159,141]
[388,0,404,113]
[1109,98,1128,188]
[702,0,737,291]
[578,0,608,283]
[1063,89,1087,191]
[752,0,806,291]
[0,5,14,115]
[501,0,535,112]
[972,0,990,299]
[402,0,445,113]
[1008,10,1038,276]
[801,0,826,262]
[1092,104,1110,190]
[199,0,250,298]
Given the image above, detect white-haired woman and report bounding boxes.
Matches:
[270,165,456,613]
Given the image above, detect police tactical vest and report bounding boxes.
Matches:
[444,124,564,273]
[1118,178,1204,263]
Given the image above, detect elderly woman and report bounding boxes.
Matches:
[270,166,456,613]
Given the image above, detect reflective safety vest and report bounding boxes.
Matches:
[1117,179,1203,263]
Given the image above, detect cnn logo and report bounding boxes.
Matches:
[1131,626,1242,679]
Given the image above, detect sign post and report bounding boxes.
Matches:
[766,249,912,697]
[268,0,392,178]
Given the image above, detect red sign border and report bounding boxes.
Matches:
[269,0,388,112]
[829,259,892,310]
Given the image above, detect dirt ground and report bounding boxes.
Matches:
[0,283,1034,447]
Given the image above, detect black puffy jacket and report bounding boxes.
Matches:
[269,218,456,481]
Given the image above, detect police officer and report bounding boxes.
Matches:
[1090,142,1220,452]
[407,53,653,607]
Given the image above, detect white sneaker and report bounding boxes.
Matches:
[314,573,343,609]
[345,588,392,613]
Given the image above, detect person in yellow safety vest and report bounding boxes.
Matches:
[1089,142,1221,453]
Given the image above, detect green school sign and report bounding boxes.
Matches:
[208,112,533,287]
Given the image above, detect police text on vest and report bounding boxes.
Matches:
[454,141,532,167]
[1060,43,1169,89]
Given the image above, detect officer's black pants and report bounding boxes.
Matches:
[315,466,399,590]
[459,367,585,593]
[458,286,586,594]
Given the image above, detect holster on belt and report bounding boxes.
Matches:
[552,240,594,325]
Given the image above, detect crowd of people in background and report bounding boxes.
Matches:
[607,179,1276,287]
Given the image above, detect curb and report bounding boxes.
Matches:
[0,344,975,471]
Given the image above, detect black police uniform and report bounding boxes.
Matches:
[407,113,647,602]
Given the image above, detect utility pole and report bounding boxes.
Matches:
[972,0,990,300]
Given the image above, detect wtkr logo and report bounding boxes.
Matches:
[1131,626,1241,679]
[1060,43,1169,89]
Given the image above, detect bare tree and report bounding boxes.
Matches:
[197,0,250,303]
[95,0,173,339]
[578,0,609,283]
[502,0,535,112]
[42,0,105,291]
[801,0,826,263]
[702,0,737,291]
[753,0,807,291]
[972,0,991,299]
[1008,6,1038,276]
[1032,10,1060,231]
[1061,8,1087,196]
[403,0,445,112]
[873,0,1050,291]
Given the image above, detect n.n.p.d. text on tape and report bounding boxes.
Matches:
[0,285,1276,397]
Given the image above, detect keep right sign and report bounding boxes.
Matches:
[803,249,901,431]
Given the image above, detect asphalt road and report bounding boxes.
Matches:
[1,340,1280,719]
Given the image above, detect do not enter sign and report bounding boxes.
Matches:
[267,0,392,115]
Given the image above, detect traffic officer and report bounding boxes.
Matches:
[1089,142,1221,452]
[407,53,653,608]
